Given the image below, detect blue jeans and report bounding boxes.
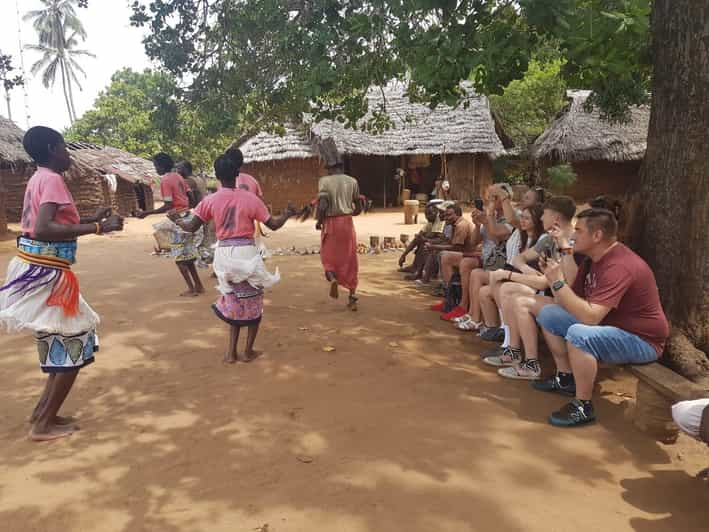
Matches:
[536,304,658,365]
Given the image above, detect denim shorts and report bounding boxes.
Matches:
[536,304,658,364]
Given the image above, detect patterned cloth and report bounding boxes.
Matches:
[37,330,99,373]
[169,213,203,264]
[210,238,277,326]
[212,281,264,326]
[0,238,99,372]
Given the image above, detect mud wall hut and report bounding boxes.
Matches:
[0,116,35,231]
[239,82,512,209]
[532,90,650,200]
[65,142,156,217]
[240,127,327,212]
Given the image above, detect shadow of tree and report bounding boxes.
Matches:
[0,235,706,532]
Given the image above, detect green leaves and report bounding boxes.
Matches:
[65,68,229,171]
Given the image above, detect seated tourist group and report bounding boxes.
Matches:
[398,184,670,428]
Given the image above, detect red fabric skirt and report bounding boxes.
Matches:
[321,215,358,292]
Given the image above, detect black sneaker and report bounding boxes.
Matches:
[481,345,504,359]
[479,327,505,343]
[549,399,596,427]
[531,374,576,397]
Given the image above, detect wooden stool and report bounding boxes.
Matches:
[404,199,419,224]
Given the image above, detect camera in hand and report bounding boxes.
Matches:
[474,198,484,211]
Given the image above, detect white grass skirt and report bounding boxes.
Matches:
[213,244,280,295]
[0,258,100,335]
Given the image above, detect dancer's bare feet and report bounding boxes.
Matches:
[329,279,339,299]
[223,353,238,364]
[29,415,77,427]
[29,423,75,442]
[240,350,262,363]
[179,290,199,297]
[347,295,358,311]
[195,285,206,294]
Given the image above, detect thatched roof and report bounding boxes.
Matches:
[240,126,316,163]
[0,116,32,168]
[532,90,650,163]
[66,142,156,184]
[240,82,509,163]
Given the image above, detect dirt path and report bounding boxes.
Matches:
[0,214,707,532]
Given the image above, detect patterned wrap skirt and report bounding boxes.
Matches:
[211,238,280,326]
[0,238,99,373]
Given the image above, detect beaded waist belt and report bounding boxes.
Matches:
[0,237,81,316]
[218,238,255,247]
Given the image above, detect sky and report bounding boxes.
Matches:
[0,0,152,132]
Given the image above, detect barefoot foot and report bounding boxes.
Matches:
[223,354,237,364]
[239,350,262,363]
[179,290,199,297]
[329,279,339,299]
[29,423,75,442]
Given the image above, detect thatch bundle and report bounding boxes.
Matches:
[0,116,32,169]
[533,90,650,163]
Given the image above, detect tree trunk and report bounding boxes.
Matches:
[65,67,78,123]
[58,59,74,125]
[628,0,709,385]
[4,89,12,122]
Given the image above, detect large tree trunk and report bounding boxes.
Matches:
[629,0,709,385]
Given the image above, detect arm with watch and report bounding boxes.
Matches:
[541,258,611,326]
[548,223,578,283]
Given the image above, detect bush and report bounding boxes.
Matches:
[547,164,577,190]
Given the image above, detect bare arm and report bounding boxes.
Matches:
[483,213,512,242]
[501,197,521,229]
[172,214,204,233]
[316,196,328,229]
[512,247,544,276]
[544,259,611,325]
[137,201,172,218]
[264,206,296,231]
[34,203,122,240]
[507,271,549,291]
[352,192,362,216]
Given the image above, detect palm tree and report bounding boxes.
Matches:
[26,29,94,124]
[24,0,91,124]
[24,0,87,49]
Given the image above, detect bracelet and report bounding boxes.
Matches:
[94,222,101,235]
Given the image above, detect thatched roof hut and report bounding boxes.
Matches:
[0,117,34,234]
[0,116,32,169]
[239,82,511,209]
[532,90,650,199]
[65,142,156,216]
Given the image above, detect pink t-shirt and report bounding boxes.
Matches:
[159,172,190,210]
[193,187,270,240]
[236,173,263,197]
[21,167,80,237]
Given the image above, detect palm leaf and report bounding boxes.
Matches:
[41,57,60,88]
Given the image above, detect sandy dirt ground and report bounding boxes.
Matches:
[0,211,707,532]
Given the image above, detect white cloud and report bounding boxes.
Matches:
[0,0,152,131]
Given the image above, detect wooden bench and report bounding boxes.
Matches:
[628,363,708,443]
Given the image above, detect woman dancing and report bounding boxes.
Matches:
[171,154,296,363]
[0,126,123,441]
